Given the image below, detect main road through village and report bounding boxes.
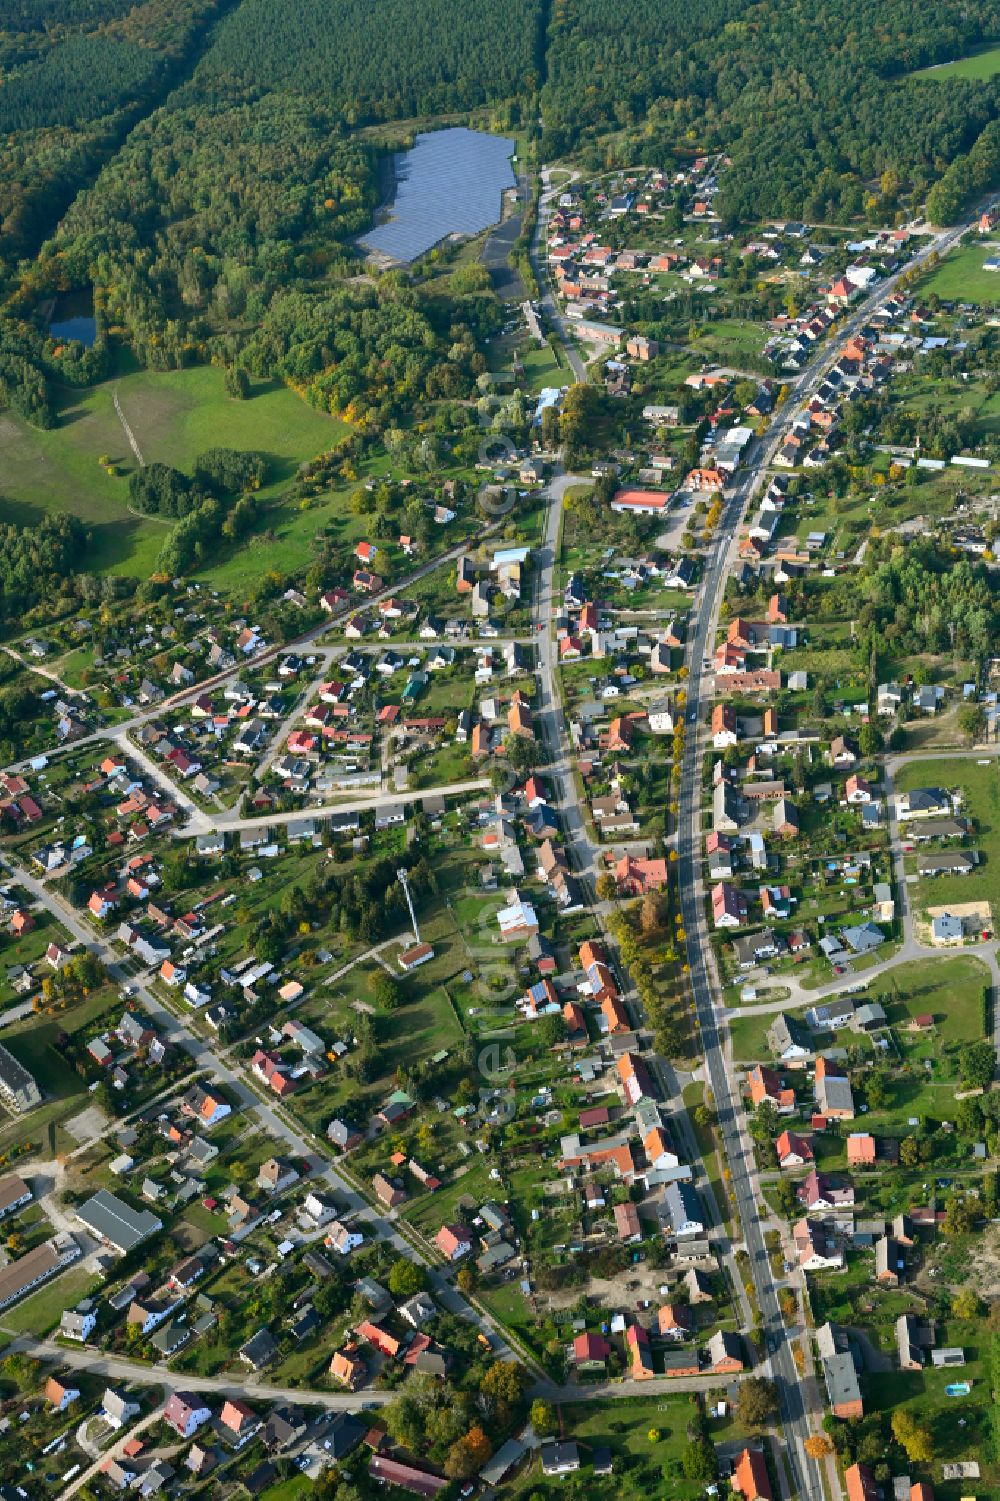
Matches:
[673,210,974,1501]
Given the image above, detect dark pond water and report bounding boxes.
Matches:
[48,291,97,347]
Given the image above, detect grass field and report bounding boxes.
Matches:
[915,43,1000,80]
[896,756,1000,921]
[0,1265,101,1336]
[695,317,770,368]
[509,1396,729,1500]
[915,240,1000,305]
[727,955,987,1065]
[0,353,347,578]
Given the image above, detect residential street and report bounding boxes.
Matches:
[674,209,976,1501]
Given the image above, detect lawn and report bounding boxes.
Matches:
[512,1396,728,1501]
[0,1265,101,1337]
[914,43,1000,80]
[915,241,1000,305]
[0,354,347,578]
[863,1348,999,1501]
[695,317,770,368]
[726,955,987,1069]
[895,756,1000,921]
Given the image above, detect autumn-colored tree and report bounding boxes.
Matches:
[804,1434,834,1460]
[951,1287,980,1321]
[892,1410,934,1464]
[530,1400,556,1436]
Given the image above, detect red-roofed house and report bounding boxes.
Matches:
[434,1224,472,1261]
[776,1130,813,1168]
[732,1447,772,1501]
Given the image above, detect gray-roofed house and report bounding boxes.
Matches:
[768,1014,811,1060]
[841,922,885,955]
[239,1329,278,1370]
[822,1350,863,1419]
[662,1180,704,1238]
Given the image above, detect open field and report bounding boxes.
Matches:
[506,1396,737,1500]
[896,757,1000,921]
[914,241,1000,305]
[0,354,348,578]
[0,1265,101,1337]
[727,955,988,1066]
[914,43,1000,80]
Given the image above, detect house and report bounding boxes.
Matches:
[712,703,739,748]
[60,1300,98,1342]
[626,1322,655,1379]
[330,1347,366,1389]
[830,735,858,767]
[793,1217,844,1271]
[798,1169,855,1212]
[768,1015,811,1060]
[899,786,951,819]
[679,1268,711,1306]
[844,774,872,804]
[657,1302,693,1339]
[847,1133,877,1167]
[815,1058,855,1119]
[614,1202,642,1243]
[434,1224,472,1261]
[896,1312,935,1371]
[776,1130,813,1168]
[773,798,800,837]
[707,1329,744,1373]
[712,881,747,928]
[823,1350,863,1420]
[239,1329,277,1371]
[875,1235,904,1286]
[662,1180,704,1238]
[748,1065,795,1113]
[541,1441,581,1476]
[731,1447,772,1501]
[102,1389,140,1430]
[573,1331,612,1373]
[257,1157,300,1196]
[917,850,978,877]
[219,1397,261,1447]
[845,1464,879,1501]
[44,1377,80,1412]
[163,1392,213,1439]
[372,1173,406,1209]
[932,911,964,945]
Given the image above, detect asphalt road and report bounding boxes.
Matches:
[674,212,977,1500]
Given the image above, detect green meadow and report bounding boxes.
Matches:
[0,354,348,579]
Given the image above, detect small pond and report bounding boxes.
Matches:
[48,290,97,348]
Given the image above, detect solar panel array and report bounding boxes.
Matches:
[360,127,516,264]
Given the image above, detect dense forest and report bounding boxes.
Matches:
[541,0,1000,222]
[0,513,89,626]
[48,90,377,369]
[200,0,542,123]
[0,0,230,277]
[0,35,165,132]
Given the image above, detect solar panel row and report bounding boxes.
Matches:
[360,127,516,264]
